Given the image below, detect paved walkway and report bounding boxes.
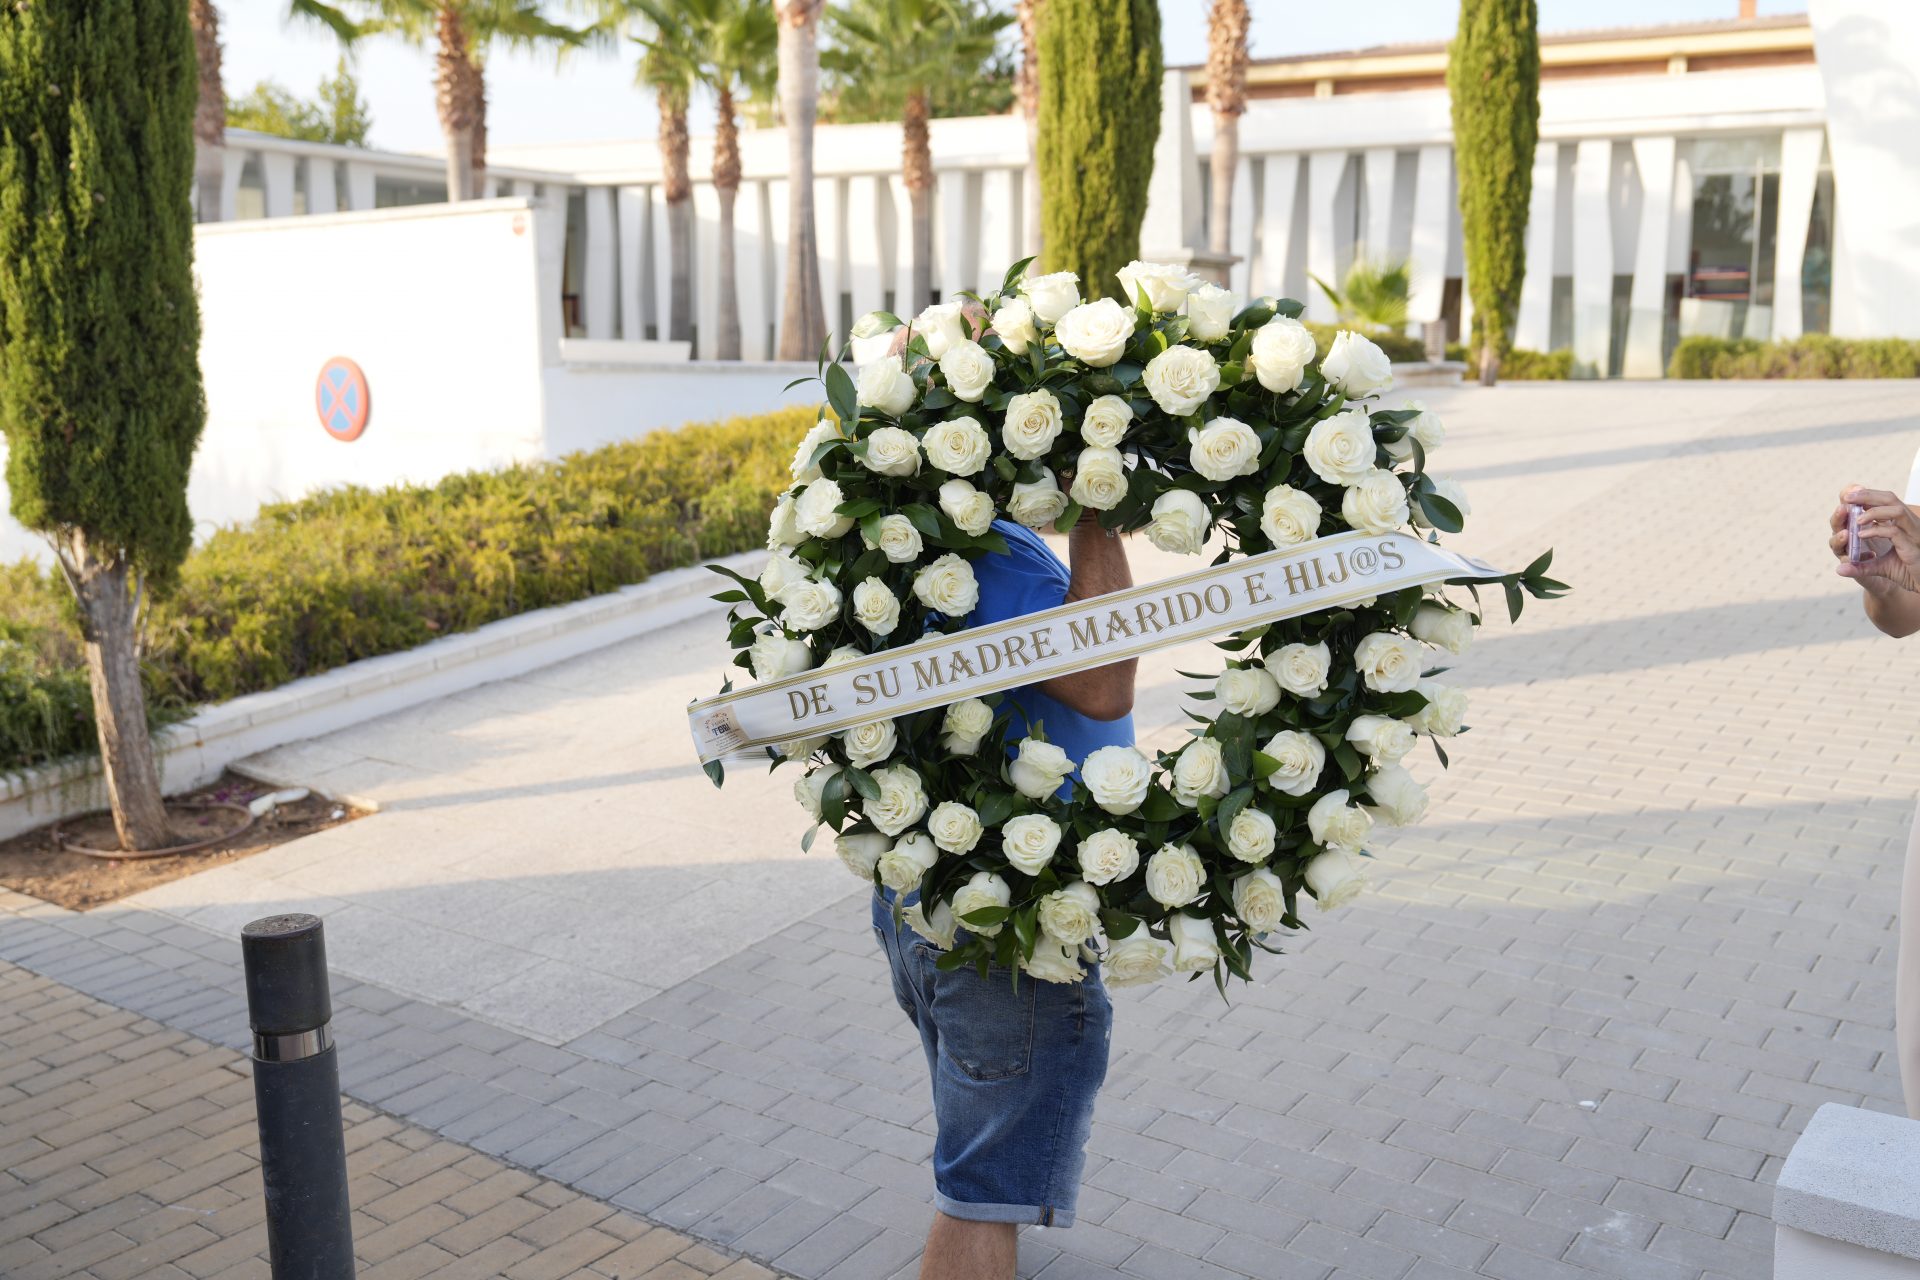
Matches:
[4,380,1920,1278]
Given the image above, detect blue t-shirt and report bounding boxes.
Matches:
[964,520,1134,775]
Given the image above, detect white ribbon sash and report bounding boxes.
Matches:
[688,531,1508,765]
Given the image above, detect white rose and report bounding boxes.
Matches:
[779,735,827,760]
[928,801,984,854]
[991,296,1039,355]
[1168,912,1220,973]
[750,630,814,680]
[1341,469,1410,535]
[912,554,980,617]
[1232,868,1287,933]
[1346,714,1415,766]
[835,830,890,880]
[1304,848,1368,911]
[1147,488,1209,555]
[938,478,995,536]
[1259,485,1322,548]
[856,354,917,416]
[1408,680,1468,737]
[1001,388,1065,461]
[1354,631,1424,693]
[1142,344,1222,417]
[767,494,806,549]
[876,831,939,893]
[912,301,970,360]
[850,577,900,637]
[1022,936,1087,984]
[1170,737,1230,807]
[794,764,841,821]
[1383,399,1446,462]
[951,870,1012,936]
[1145,843,1206,908]
[1081,745,1153,816]
[1411,475,1472,529]
[1008,470,1069,528]
[1250,316,1317,392]
[758,551,807,602]
[1104,934,1171,988]
[941,698,994,755]
[940,339,995,404]
[1303,406,1377,487]
[1117,260,1201,311]
[1216,667,1282,717]
[1307,789,1373,852]
[1000,813,1063,874]
[1411,604,1474,655]
[790,419,840,483]
[1079,395,1134,447]
[822,645,864,668]
[866,764,929,836]
[842,719,897,768]
[795,477,855,539]
[1077,828,1141,885]
[922,416,991,476]
[1054,299,1135,368]
[1260,729,1326,797]
[1366,762,1429,826]
[1186,417,1262,483]
[1266,641,1331,697]
[904,897,958,949]
[1008,737,1074,800]
[780,579,842,632]
[1185,283,1236,341]
[1321,329,1395,398]
[863,513,923,564]
[1225,807,1277,863]
[1037,881,1101,946]
[1019,270,1081,325]
[1068,446,1129,511]
[861,425,921,478]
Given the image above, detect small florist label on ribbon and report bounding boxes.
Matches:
[687,531,1508,765]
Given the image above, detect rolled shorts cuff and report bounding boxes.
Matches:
[934,1189,1075,1229]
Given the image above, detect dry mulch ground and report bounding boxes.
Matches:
[0,771,365,911]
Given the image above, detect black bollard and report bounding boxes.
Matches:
[242,913,355,1279]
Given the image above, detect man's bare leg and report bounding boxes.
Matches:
[919,1213,1016,1280]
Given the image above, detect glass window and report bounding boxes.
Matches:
[234,154,266,222]
[374,176,448,209]
[1677,136,1782,344]
[1803,169,1835,336]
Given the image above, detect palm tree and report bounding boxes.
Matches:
[1205,0,1250,258]
[824,0,1011,315]
[774,0,827,360]
[1016,0,1042,254]
[190,0,225,220]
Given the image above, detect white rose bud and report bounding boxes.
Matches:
[1037,881,1101,947]
[1408,680,1468,737]
[938,478,995,536]
[922,416,991,476]
[1000,813,1063,874]
[1341,469,1410,535]
[940,338,995,404]
[822,645,864,668]
[1346,714,1415,766]
[991,296,1039,355]
[912,300,969,360]
[1186,416,1262,483]
[1354,631,1424,693]
[850,577,900,637]
[1001,388,1066,461]
[866,764,929,836]
[863,513,924,564]
[790,419,840,483]
[1304,848,1369,911]
[1260,729,1327,797]
[1250,316,1317,392]
[1020,270,1081,325]
[912,554,980,617]
[861,425,921,477]
[856,354,917,416]
[1169,912,1220,972]
[1079,394,1134,447]
[1104,933,1171,987]
[750,631,815,681]
[780,579,843,632]
[1185,283,1236,341]
[1077,828,1141,885]
[1068,446,1129,511]
[1303,406,1378,487]
[876,831,939,893]
[928,801,984,854]
[1216,667,1282,717]
[1170,737,1230,807]
[941,698,994,755]
[767,494,806,549]
[1308,788,1374,852]
[1022,935,1088,984]
[1008,737,1074,800]
[904,897,958,950]
[836,830,890,880]
[1225,807,1277,863]
[1145,843,1206,908]
[1321,329,1395,398]
[1233,867,1287,933]
[951,870,1012,936]
[1054,298,1136,368]
[1117,260,1202,311]
[1259,485,1322,548]
[1411,475,1472,529]
[842,719,898,768]
[1008,470,1069,529]
[1383,399,1446,463]
[1266,641,1331,697]
[1411,604,1474,655]
[1147,488,1210,555]
[795,477,855,539]
[1366,762,1429,826]
[794,764,842,821]
[1081,745,1153,816]
[1142,344,1222,417]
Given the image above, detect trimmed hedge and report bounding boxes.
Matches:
[1306,322,1426,365]
[1,407,811,772]
[1446,343,1572,380]
[1667,335,1920,380]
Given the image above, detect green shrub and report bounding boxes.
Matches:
[0,639,96,774]
[1667,335,1920,379]
[1446,343,1571,380]
[1306,322,1427,365]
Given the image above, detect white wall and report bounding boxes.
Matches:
[541,359,822,457]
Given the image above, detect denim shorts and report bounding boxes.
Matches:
[871,890,1112,1227]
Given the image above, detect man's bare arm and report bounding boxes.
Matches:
[1033,522,1137,721]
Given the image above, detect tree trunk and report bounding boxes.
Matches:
[471,61,489,198]
[659,88,693,344]
[66,547,171,851]
[1204,0,1249,259]
[714,86,743,360]
[1207,112,1238,256]
[189,0,225,222]
[1479,341,1501,386]
[1017,0,1043,258]
[434,5,477,202]
[902,89,933,315]
[775,0,827,360]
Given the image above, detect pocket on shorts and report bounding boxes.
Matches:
[928,957,1036,1082]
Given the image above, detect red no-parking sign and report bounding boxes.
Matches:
[315,357,371,442]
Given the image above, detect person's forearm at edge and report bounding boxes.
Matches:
[1035,521,1137,721]
[1862,575,1920,638]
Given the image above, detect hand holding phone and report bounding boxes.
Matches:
[1848,503,1873,563]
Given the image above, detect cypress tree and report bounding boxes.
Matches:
[1447,0,1539,386]
[0,2,206,849]
[1036,0,1162,299]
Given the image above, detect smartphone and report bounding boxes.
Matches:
[1848,504,1872,563]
